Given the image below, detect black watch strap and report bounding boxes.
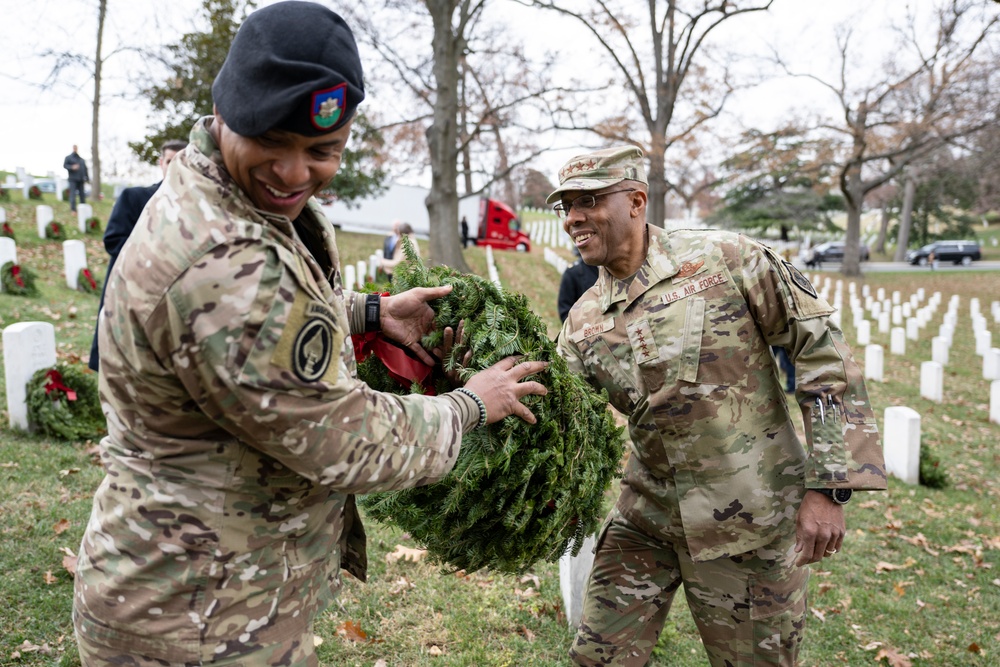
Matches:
[815,488,852,505]
[364,293,381,332]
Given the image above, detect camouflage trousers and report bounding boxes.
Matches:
[75,628,318,667]
[569,509,808,667]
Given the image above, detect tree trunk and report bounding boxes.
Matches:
[874,206,890,255]
[841,165,865,277]
[893,174,916,262]
[646,141,666,228]
[91,0,106,200]
[424,0,470,271]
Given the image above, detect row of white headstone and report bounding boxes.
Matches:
[0,204,96,237]
[525,218,573,251]
[543,247,568,275]
[0,237,93,292]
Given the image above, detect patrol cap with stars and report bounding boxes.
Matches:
[546,145,648,204]
[211,1,365,138]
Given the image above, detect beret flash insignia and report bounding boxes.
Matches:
[311,83,346,130]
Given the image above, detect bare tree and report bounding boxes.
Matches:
[529,0,773,228]
[342,1,562,269]
[778,1,999,275]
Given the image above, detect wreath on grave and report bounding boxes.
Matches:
[28,185,43,200]
[25,363,105,441]
[78,268,100,294]
[47,221,66,241]
[356,238,625,575]
[85,216,102,235]
[1,221,14,239]
[1,261,38,296]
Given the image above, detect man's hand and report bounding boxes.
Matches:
[380,286,452,365]
[463,356,548,425]
[794,490,846,566]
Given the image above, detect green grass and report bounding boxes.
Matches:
[1,196,998,666]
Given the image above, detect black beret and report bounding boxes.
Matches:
[211,1,365,137]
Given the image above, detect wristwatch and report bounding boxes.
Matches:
[814,488,853,505]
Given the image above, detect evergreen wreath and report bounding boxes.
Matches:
[1,261,38,296]
[919,442,948,489]
[47,221,66,241]
[1,221,14,239]
[28,185,43,200]
[78,268,100,294]
[26,363,106,441]
[358,238,625,574]
[85,216,102,235]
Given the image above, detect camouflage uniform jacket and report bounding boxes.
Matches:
[557,225,885,562]
[74,118,463,663]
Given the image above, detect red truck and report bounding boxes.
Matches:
[472,198,531,252]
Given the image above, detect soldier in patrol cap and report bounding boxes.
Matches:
[73,3,547,666]
[550,145,885,666]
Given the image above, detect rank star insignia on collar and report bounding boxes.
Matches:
[310,83,347,130]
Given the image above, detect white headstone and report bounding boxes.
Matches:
[919,361,943,403]
[931,337,949,366]
[984,348,1000,381]
[890,327,906,355]
[36,204,54,238]
[975,330,992,356]
[0,236,16,268]
[22,174,34,200]
[3,321,57,430]
[77,203,94,232]
[878,312,890,334]
[0,207,5,223]
[877,288,886,302]
[559,534,597,628]
[367,253,379,282]
[865,344,884,382]
[891,305,903,326]
[3,175,15,187]
[343,264,356,291]
[905,318,919,341]
[991,381,1000,425]
[857,320,871,346]
[63,240,88,290]
[355,261,367,287]
[892,291,901,305]
[862,284,870,298]
[884,406,921,485]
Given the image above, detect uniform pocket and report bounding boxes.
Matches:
[748,565,808,662]
[678,297,704,383]
[581,338,640,414]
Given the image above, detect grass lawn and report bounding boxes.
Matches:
[0,192,998,666]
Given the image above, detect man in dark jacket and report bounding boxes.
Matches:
[557,246,600,322]
[88,139,187,370]
[63,145,90,212]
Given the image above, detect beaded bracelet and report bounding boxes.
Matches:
[454,387,488,429]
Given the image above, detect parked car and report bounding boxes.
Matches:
[805,240,869,267]
[906,240,981,266]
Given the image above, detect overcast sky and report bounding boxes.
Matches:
[0,0,955,188]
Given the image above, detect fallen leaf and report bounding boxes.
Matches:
[312,635,323,647]
[428,644,444,656]
[875,558,916,573]
[385,545,427,564]
[515,587,540,599]
[388,577,414,595]
[53,518,70,535]
[817,582,835,595]
[0,461,19,468]
[519,574,540,589]
[811,608,826,622]
[58,468,81,478]
[336,620,368,643]
[43,570,57,585]
[874,647,913,667]
[863,641,884,651]
[518,625,536,642]
[897,533,940,556]
[61,548,78,576]
[375,661,388,667]
[968,642,982,654]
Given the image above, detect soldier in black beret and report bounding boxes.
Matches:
[73,3,548,666]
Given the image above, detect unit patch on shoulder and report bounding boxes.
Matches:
[783,260,817,298]
[273,292,343,385]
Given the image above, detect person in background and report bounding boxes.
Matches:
[383,218,402,259]
[557,245,600,322]
[461,215,470,247]
[63,144,89,212]
[88,139,188,371]
[379,221,419,279]
[551,145,885,667]
[72,4,548,666]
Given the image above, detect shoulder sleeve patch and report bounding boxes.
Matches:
[783,260,817,298]
[273,290,343,385]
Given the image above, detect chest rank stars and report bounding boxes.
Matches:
[627,319,660,364]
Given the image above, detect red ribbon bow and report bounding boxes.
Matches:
[82,268,97,290]
[11,264,24,288]
[1,222,12,234]
[352,332,435,395]
[44,369,77,401]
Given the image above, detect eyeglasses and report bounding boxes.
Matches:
[553,188,636,218]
